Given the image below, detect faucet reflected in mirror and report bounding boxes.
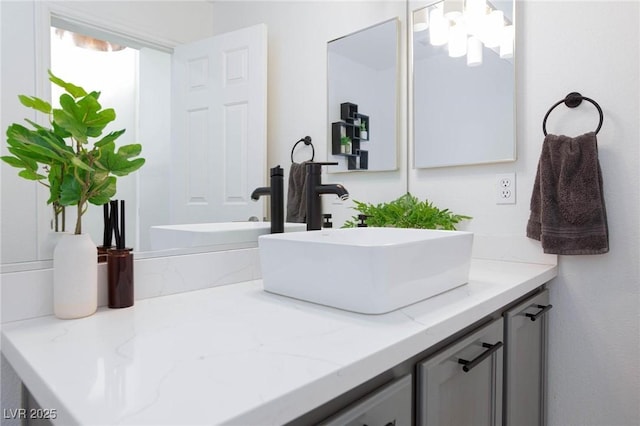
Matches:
[305,162,349,231]
[251,166,285,234]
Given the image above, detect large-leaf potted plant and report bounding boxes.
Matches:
[2,71,145,319]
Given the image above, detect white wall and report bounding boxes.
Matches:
[1,1,39,264]
[409,1,639,424]
[210,1,408,227]
[529,4,639,424]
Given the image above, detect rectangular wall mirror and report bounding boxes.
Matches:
[1,2,407,271]
[411,0,515,168]
[327,18,399,172]
[1,4,266,268]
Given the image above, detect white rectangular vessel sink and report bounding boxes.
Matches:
[150,222,306,251]
[259,227,473,314]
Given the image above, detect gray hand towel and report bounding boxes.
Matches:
[286,162,308,223]
[527,132,608,254]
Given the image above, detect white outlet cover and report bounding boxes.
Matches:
[496,173,516,204]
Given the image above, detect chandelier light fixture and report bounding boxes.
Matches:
[467,35,483,66]
[429,6,449,47]
[414,0,514,67]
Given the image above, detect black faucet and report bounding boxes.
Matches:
[305,162,349,231]
[251,165,284,233]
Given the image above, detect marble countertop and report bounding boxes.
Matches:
[1,258,557,425]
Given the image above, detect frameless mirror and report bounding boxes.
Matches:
[1,11,266,267]
[412,0,515,168]
[1,2,405,270]
[327,18,399,172]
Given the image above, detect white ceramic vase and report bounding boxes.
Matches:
[53,233,98,319]
[42,231,69,260]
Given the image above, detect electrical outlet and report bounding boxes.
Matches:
[496,173,516,204]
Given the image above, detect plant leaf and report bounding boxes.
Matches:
[70,156,94,172]
[94,129,126,148]
[117,143,141,158]
[7,123,36,145]
[36,130,74,155]
[8,146,51,166]
[112,157,145,176]
[77,93,114,137]
[88,176,116,205]
[19,141,66,162]
[5,125,67,163]
[18,95,52,114]
[48,70,87,98]
[53,94,88,143]
[18,170,46,181]
[47,164,64,205]
[59,174,82,206]
[9,123,73,161]
[52,91,115,143]
[1,156,27,169]
[95,141,145,176]
[51,120,72,139]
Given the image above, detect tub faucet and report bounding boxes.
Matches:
[251,165,284,233]
[305,162,349,231]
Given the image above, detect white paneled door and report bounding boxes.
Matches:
[171,24,267,224]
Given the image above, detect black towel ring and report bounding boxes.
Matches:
[542,92,603,136]
[290,136,315,163]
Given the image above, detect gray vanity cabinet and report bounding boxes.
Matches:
[503,289,551,426]
[417,318,504,426]
[318,374,412,426]
[291,287,552,426]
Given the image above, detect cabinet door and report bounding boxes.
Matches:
[417,318,503,426]
[319,375,412,426]
[503,289,551,426]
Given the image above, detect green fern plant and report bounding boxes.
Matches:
[342,193,471,230]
